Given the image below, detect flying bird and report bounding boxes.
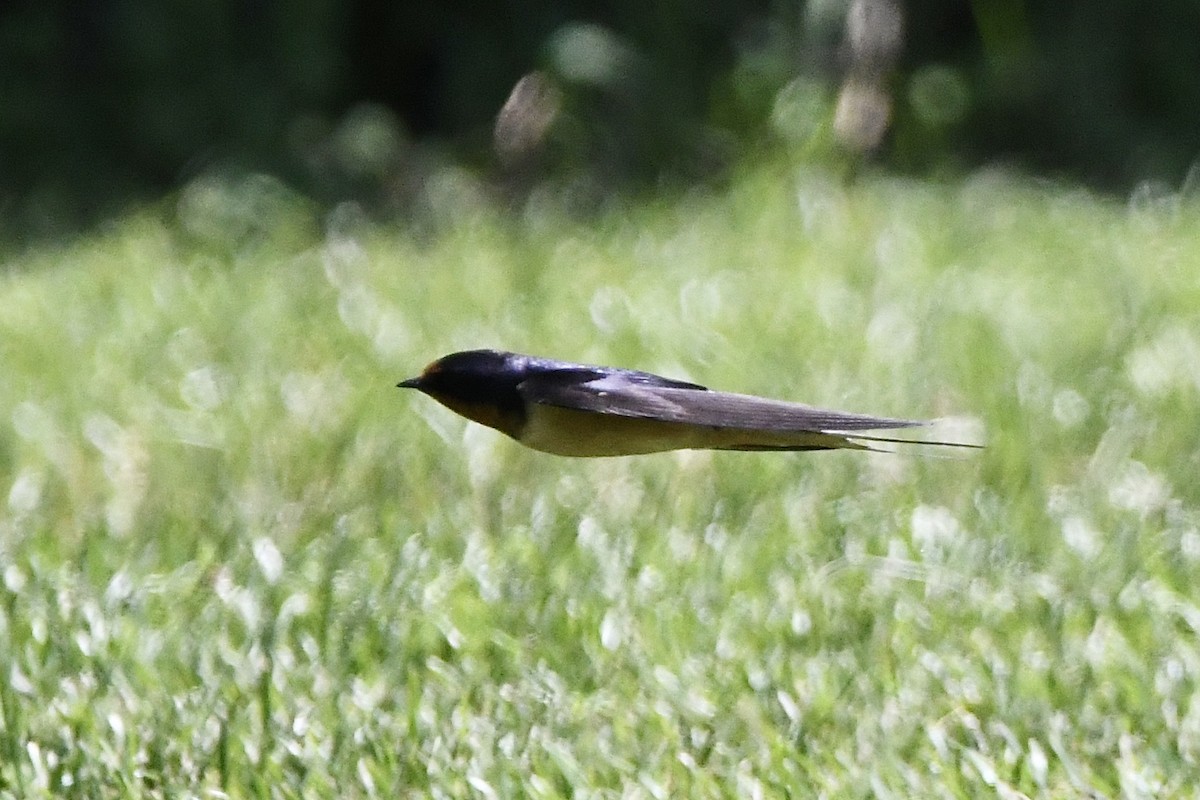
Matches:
[398,349,979,457]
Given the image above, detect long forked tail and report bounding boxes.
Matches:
[721,435,982,454]
[716,426,984,454]
[841,431,984,449]
[838,416,987,454]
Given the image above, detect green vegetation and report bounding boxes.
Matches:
[3,163,1200,796]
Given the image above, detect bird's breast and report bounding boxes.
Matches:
[518,405,706,456]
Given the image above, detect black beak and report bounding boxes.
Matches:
[397,377,423,389]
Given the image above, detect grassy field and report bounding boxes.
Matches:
[2,163,1200,797]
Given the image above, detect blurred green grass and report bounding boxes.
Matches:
[3,164,1200,796]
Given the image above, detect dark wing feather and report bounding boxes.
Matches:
[623,385,922,432]
[519,371,921,433]
[523,366,707,393]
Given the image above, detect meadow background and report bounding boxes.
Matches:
[4,163,1200,797]
[5,2,1200,797]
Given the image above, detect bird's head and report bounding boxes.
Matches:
[398,350,527,436]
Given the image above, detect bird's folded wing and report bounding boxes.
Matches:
[519,374,922,433]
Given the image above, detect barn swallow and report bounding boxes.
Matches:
[398,349,980,457]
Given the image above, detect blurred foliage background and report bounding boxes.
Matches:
[3,0,1199,243]
[7,2,1200,795]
